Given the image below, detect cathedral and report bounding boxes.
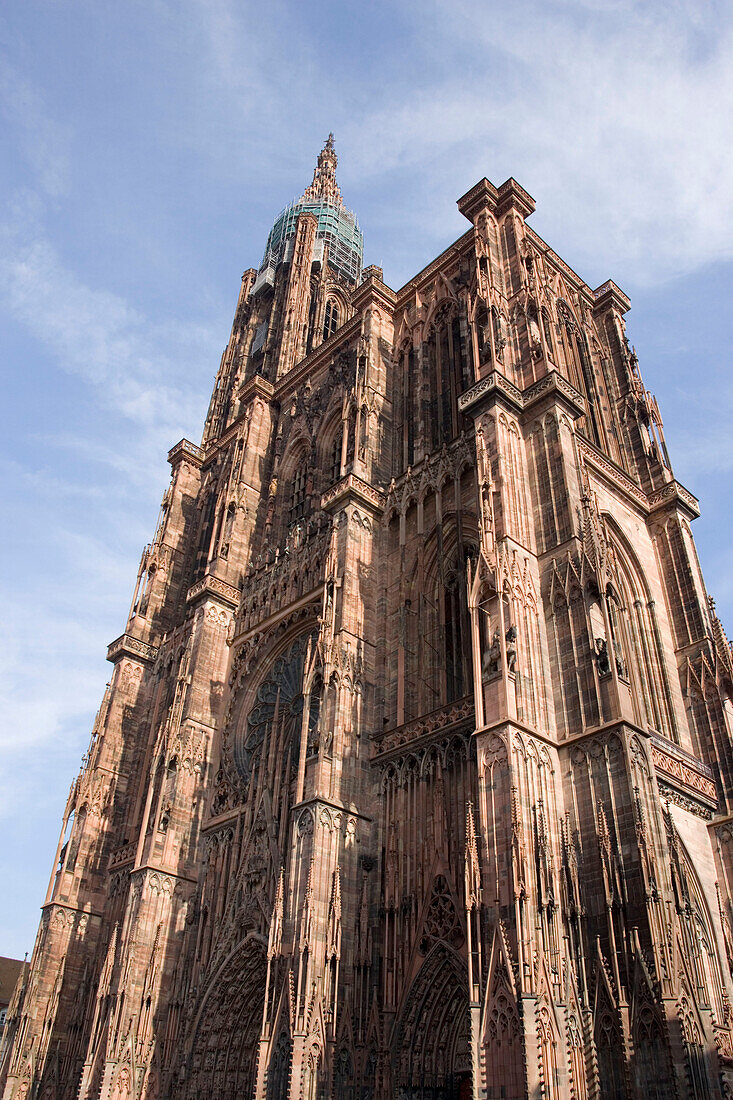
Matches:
[3,135,733,1100]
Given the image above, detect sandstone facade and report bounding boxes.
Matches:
[3,137,733,1100]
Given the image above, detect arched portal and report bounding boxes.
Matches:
[393,944,471,1099]
[185,936,267,1100]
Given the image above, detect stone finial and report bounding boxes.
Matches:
[300,133,344,207]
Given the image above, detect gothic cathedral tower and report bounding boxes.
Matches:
[3,139,733,1100]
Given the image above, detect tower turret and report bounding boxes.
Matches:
[203,136,363,444]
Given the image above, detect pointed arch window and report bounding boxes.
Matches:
[541,306,555,361]
[329,430,342,483]
[266,1031,292,1100]
[444,572,465,703]
[289,461,308,523]
[323,299,339,340]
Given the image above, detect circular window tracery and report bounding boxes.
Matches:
[234,635,321,788]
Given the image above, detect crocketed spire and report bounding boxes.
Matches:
[300,133,343,207]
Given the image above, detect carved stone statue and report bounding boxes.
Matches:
[505,625,517,673]
[482,630,501,679]
[613,640,627,679]
[595,637,611,676]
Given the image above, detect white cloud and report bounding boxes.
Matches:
[0,59,70,196]
[0,223,214,435]
[159,0,733,289]
[349,0,733,286]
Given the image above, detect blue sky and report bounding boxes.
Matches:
[1,0,732,958]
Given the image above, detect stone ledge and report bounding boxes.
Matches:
[458,370,523,415]
[647,479,700,520]
[649,732,717,808]
[576,435,649,511]
[458,369,585,421]
[107,633,158,664]
[108,842,136,870]
[186,573,240,610]
[237,373,275,405]
[592,280,631,315]
[321,472,386,515]
[522,371,586,418]
[167,438,204,467]
[373,697,474,761]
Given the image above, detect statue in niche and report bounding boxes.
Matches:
[505,625,517,673]
[595,637,611,676]
[482,630,501,679]
[613,640,628,679]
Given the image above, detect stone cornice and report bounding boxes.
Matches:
[522,371,586,419]
[592,280,631,315]
[237,373,275,405]
[458,370,524,415]
[457,177,500,223]
[231,587,321,648]
[647,479,700,520]
[576,435,649,512]
[167,438,204,468]
[649,732,717,808]
[41,900,103,919]
[320,472,386,515]
[186,572,240,610]
[373,697,475,761]
[494,177,536,220]
[273,315,363,402]
[292,794,372,824]
[107,633,158,665]
[395,232,474,302]
[108,841,136,870]
[350,273,397,314]
[458,369,585,421]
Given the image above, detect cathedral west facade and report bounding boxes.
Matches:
[3,136,733,1100]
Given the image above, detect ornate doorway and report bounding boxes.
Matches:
[393,945,472,1099]
[185,936,266,1099]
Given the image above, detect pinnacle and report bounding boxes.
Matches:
[300,132,343,207]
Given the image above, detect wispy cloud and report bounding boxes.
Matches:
[0,58,70,196]
[156,0,733,289]
[0,221,214,435]
[338,0,733,286]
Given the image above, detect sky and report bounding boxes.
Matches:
[1,0,732,959]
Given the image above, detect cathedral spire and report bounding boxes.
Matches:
[300,133,343,207]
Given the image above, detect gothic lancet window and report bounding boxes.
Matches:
[194,491,217,580]
[492,306,505,363]
[220,502,236,559]
[426,309,469,451]
[289,461,308,524]
[329,430,342,484]
[541,305,555,361]
[596,1014,626,1100]
[323,298,339,341]
[634,1009,674,1100]
[334,1050,354,1100]
[266,1032,292,1100]
[444,572,465,703]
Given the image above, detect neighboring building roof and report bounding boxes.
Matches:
[0,957,24,1006]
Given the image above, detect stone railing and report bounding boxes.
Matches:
[649,732,717,808]
[234,516,332,637]
[107,633,158,664]
[186,572,240,609]
[373,697,475,759]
